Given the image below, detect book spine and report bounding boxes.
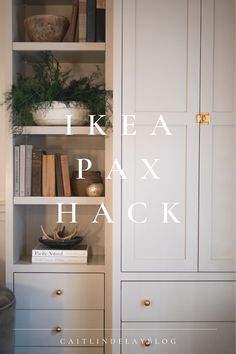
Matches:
[31,149,43,196]
[55,153,64,196]
[14,146,20,196]
[42,155,56,197]
[61,155,72,197]
[79,0,87,42]
[65,0,79,42]
[86,0,96,42]
[42,154,48,197]
[32,249,88,257]
[95,0,105,42]
[19,145,26,197]
[25,145,33,196]
[32,256,87,263]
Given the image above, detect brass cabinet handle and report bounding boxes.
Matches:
[196,112,210,124]
[55,326,62,333]
[56,289,63,295]
[143,339,151,347]
[143,299,151,306]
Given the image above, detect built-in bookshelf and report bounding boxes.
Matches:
[5,1,113,351]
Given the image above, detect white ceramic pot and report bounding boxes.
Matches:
[32,101,90,126]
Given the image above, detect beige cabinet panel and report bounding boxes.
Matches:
[122,0,200,271]
[16,349,103,354]
[122,281,235,321]
[14,273,104,309]
[199,0,236,271]
[122,322,235,354]
[15,310,104,347]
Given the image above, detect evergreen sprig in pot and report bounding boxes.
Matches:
[4,52,112,133]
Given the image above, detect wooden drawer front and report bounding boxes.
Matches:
[15,310,104,347]
[122,281,235,321]
[14,273,104,309]
[16,349,103,354]
[122,322,235,354]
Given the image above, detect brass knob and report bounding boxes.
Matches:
[143,339,151,347]
[56,289,62,295]
[143,299,151,306]
[55,326,62,333]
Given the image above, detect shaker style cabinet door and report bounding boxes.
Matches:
[122,0,201,271]
[199,0,236,271]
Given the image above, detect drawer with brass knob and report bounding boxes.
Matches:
[122,322,235,354]
[15,348,104,354]
[15,310,104,347]
[14,273,104,310]
[122,281,235,322]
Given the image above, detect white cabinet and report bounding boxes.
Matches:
[122,0,200,272]
[199,0,236,271]
[114,0,236,353]
[122,281,235,322]
[122,322,235,354]
[121,0,236,272]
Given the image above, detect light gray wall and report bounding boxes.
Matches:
[0,2,7,285]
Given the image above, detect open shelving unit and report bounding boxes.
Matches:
[4,0,113,352]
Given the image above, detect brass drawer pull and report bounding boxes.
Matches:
[143,299,151,306]
[143,339,151,347]
[56,289,63,295]
[55,326,62,333]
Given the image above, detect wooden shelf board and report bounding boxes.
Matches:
[13,42,105,63]
[14,196,105,205]
[20,126,106,135]
[13,42,106,52]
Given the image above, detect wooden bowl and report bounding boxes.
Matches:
[24,15,69,42]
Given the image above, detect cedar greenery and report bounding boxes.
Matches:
[4,52,112,133]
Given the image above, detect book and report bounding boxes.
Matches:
[65,0,79,42]
[31,149,44,196]
[55,153,64,196]
[95,0,105,42]
[32,256,87,264]
[14,146,20,196]
[19,145,26,196]
[25,145,33,196]
[42,155,56,197]
[32,244,88,257]
[86,0,96,42]
[79,0,87,42]
[61,155,71,197]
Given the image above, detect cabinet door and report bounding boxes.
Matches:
[122,322,235,354]
[199,0,236,271]
[122,0,200,271]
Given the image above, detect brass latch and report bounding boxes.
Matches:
[196,113,210,124]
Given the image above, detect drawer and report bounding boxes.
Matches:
[15,348,103,354]
[122,281,235,321]
[122,322,235,354]
[15,310,104,347]
[14,273,104,309]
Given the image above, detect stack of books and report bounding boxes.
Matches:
[65,0,106,42]
[32,244,88,263]
[14,145,71,197]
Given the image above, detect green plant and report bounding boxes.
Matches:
[4,52,112,133]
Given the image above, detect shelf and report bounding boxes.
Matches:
[14,196,105,205]
[13,255,105,273]
[13,42,106,63]
[24,0,78,5]
[20,126,106,135]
